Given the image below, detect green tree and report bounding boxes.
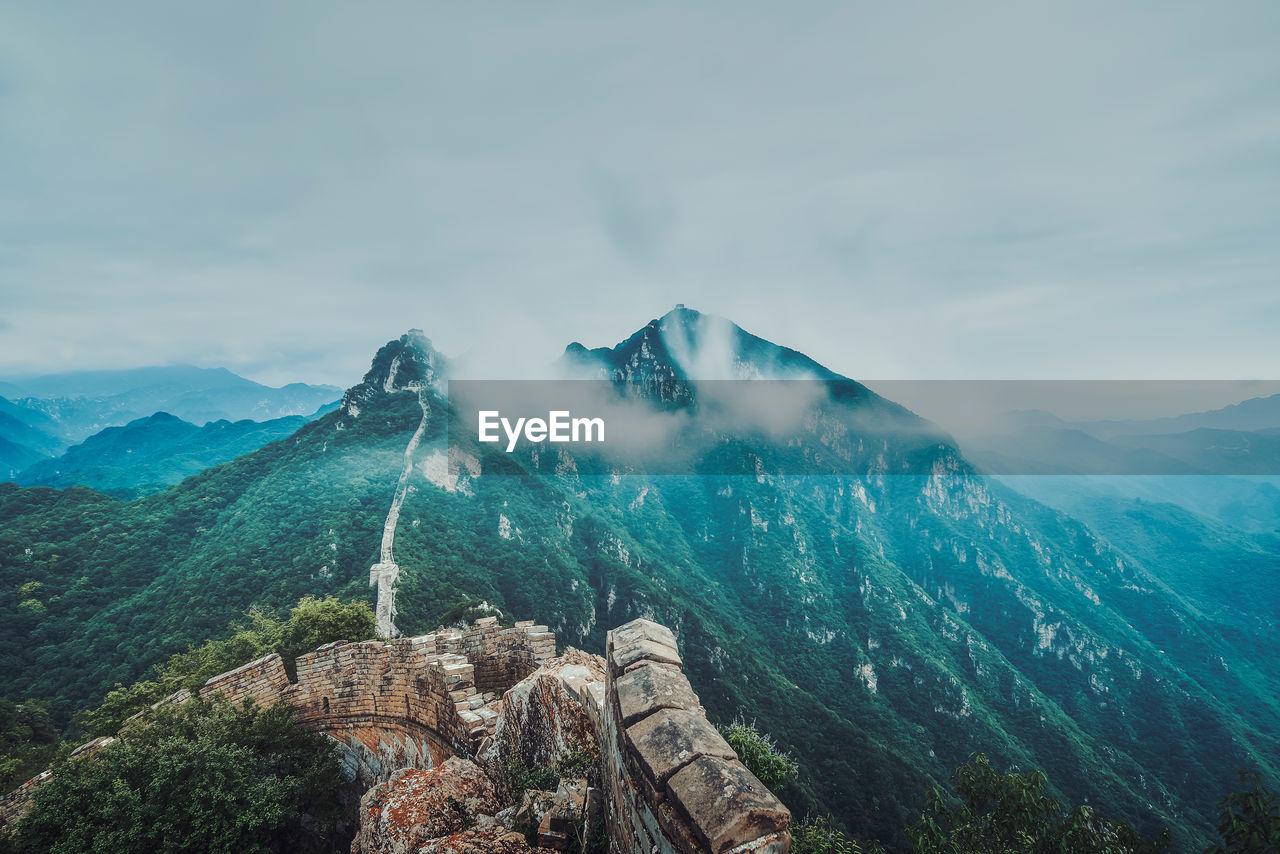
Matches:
[0,699,60,791]
[720,717,799,792]
[279,595,378,665]
[791,814,885,854]
[81,596,376,736]
[909,753,1168,854]
[7,697,345,854]
[1208,770,1280,854]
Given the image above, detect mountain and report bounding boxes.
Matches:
[0,436,44,482]
[0,313,1277,851]
[1002,477,1280,637]
[0,365,341,445]
[991,394,1280,441]
[963,426,1206,476]
[962,423,1280,477]
[1083,394,1280,439]
[13,411,317,497]
[0,400,63,480]
[1113,427,1280,476]
[0,399,63,458]
[999,474,1280,536]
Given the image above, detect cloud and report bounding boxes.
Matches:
[593,175,674,266]
[0,2,1277,385]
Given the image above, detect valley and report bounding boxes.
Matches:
[0,312,1277,851]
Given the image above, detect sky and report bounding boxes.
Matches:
[1,2,1278,389]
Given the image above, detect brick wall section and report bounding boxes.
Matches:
[599,618,791,854]
[0,737,112,831]
[0,771,51,831]
[0,619,556,830]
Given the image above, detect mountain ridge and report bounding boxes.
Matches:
[0,313,1276,850]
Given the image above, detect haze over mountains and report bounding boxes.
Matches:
[13,412,320,497]
[1,308,1277,851]
[0,365,340,481]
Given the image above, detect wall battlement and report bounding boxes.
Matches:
[200,617,555,783]
[597,619,791,854]
[0,617,554,829]
[3,617,794,854]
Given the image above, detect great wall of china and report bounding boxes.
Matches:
[0,617,791,854]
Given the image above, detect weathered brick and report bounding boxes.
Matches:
[625,709,737,786]
[667,756,790,854]
[615,663,700,726]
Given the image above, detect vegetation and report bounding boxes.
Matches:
[2,697,346,854]
[908,753,1169,854]
[0,700,60,792]
[791,814,885,854]
[721,717,799,791]
[80,596,376,737]
[4,331,1280,849]
[15,413,309,498]
[1208,770,1280,854]
[495,731,600,803]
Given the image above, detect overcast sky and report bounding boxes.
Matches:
[1,2,1277,388]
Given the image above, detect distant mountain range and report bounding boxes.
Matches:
[0,310,1276,850]
[13,411,323,497]
[0,365,340,480]
[958,399,1280,533]
[1004,393,1280,439]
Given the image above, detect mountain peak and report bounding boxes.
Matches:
[341,331,445,417]
[562,306,839,385]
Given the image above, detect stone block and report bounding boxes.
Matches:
[612,639,683,674]
[615,665,700,727]
[609,618,677,653]
[666,756,790,854]
[625,709,736,786]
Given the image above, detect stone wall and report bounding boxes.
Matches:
[3,616,797,854]
[596,619,791,854]
[0,771,50,831]
[0,618,554,830]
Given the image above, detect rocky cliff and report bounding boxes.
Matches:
[1,617,790,854]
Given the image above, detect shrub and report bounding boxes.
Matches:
[909,753,1168,854]
[791,814,885,854]
[80,596,376,736]
[1208,770,1280,854]
[7,697,345,854]
[720,717,799,791]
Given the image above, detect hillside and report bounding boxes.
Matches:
[0,365,340,446]
[14,412,317,497]
[0,314,1277,850]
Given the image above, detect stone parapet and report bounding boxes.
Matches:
[600,619,791,854]
[0,618,557,830]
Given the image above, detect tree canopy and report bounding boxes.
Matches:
[3,697,346,854]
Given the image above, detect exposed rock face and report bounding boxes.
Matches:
[353,757,499,854]
[5,618,794,854]
[478,648,606,781]
[408,827,539,854]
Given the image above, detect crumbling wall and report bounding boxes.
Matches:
[596,618,791,854]
[199,619,556,785]
[3,616,796,854]
[0,772,50,831]
[0,618,555,830]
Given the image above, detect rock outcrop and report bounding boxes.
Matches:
[353,757,501,854]
[3,617,792,854]
[479,648,606,779]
